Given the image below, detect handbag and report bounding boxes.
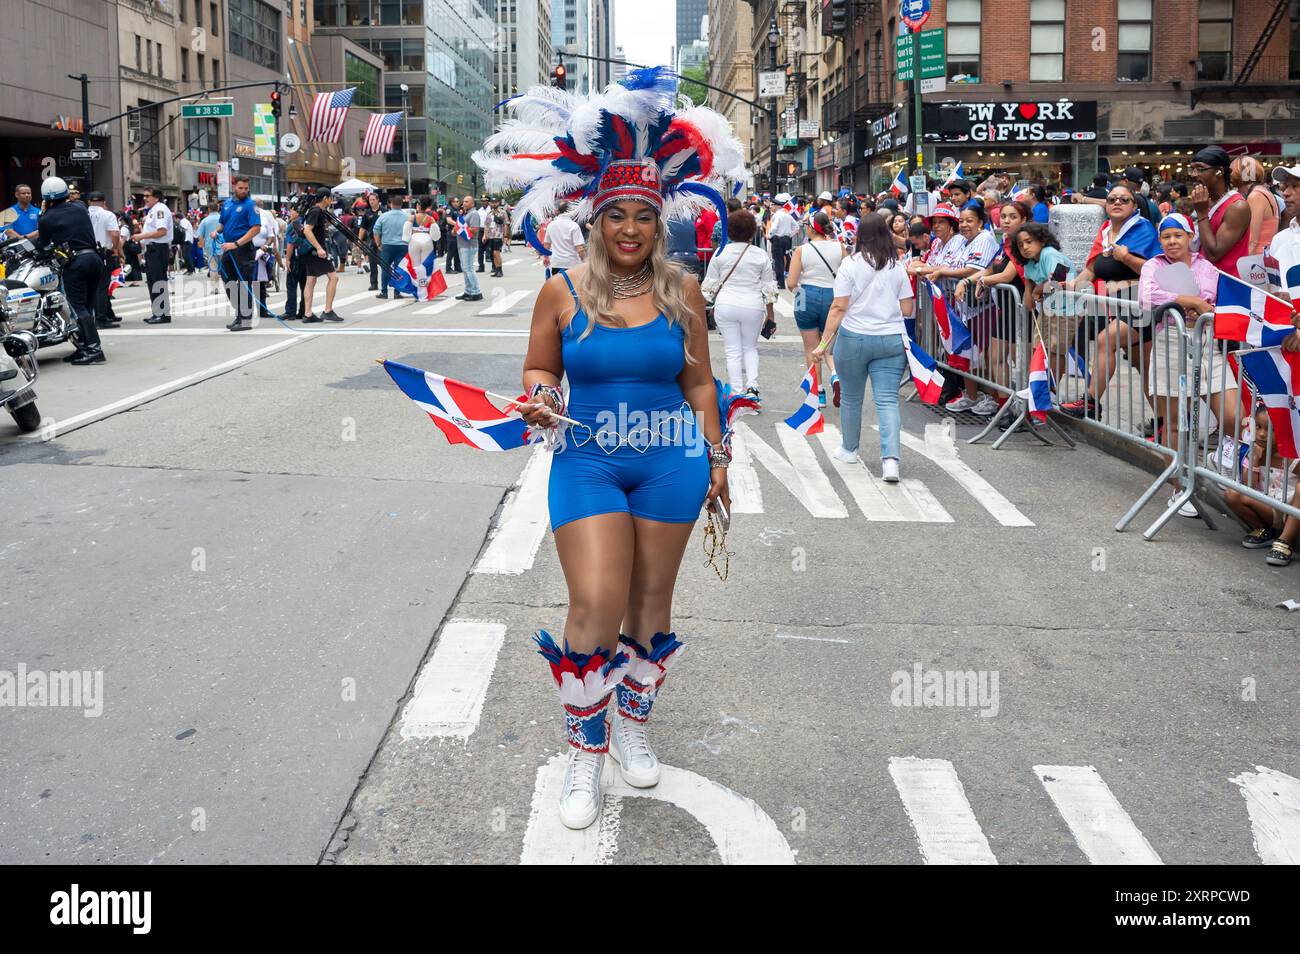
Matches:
[704,244,749,330]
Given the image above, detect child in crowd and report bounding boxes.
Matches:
[1011,222,1078,381]
[1224,406,1300,566]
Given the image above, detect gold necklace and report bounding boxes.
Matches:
[610,263,653,299]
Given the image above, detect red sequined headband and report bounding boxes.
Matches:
[592,159,664,218]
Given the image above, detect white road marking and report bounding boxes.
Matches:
[398,619,506,740]
[520,754,795,864]
[725,424,764,514]
[734,421,847,518]
[816,425,952,522]
[354,297,417,316]
[473,446,553,574]
[478,289,533,315]
[774,298,794,318]
[503,256,531,268]
[1230,765,1300,864]
[24,336,312,442]
[775,633,853,644]
[898,479,954,523]
[1035,765,1162,864]
[889,757,998,864]
[414,299,461,316]
[888,423,1034,527]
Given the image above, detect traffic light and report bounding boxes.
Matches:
[829,0,847,33]
[270,89,282,119]
[787,162,797,176]
[552,63,567,90]
[456,173,464,184]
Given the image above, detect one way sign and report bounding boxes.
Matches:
[69,148,101,161]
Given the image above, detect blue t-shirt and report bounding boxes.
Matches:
[219,196,259,244]
[4,203,40,237]
[196,212,221,253]
[1024,245,1075,286]
[1032,202,1051,223]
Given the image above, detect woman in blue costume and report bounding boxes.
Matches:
[474,68,746,829]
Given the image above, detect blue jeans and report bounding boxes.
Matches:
[833,328,906,459]
[794,284,834,333]
[380,244,407,296]
[458,241,480,295]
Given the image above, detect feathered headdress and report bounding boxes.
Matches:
[472,66,747,256]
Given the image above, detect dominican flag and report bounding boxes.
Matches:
[389,248,448,300]
[1018,341,1054,422]
[455,214,475,241]
[903,337,944,404]
[783,364,824,435]
[382,360,530,452]
[890,169,909,197]
[1213,270,1297,348]
[107,267,124,297]
[942,161,964,189]
[362,111,403,156]
[308,87,356,143]
[1066,345,1090,382]
[1229,348,1300,459]
[927,279,972,370]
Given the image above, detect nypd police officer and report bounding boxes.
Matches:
[218,174,261,331]
[133,186,174,324]
[36,177,105,365]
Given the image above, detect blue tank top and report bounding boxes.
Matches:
[559,274,688,424]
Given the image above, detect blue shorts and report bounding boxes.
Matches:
[548,442,711,531]
[794,284,834,332]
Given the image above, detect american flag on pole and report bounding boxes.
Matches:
[308,87,356,143]
[362,111,403,156]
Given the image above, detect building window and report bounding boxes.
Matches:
[299,0,306,24]
[181,49,190,83]
[346,52,381,107]
[138,103,161,182]
[229,0,282,71]
[198,52,206,84]
[147,39,153,75]
[1291,0,1300,80]
[387,82,424,114]
[211,3,218,34]
[210,57,220,88]
[1197,0,1233,81]
[1117,0,1152,81]
[946,0,981,83]
[135,34,142,70]
[195,0,203,27]
[1029,0,1065,81]
[184,117,220,163]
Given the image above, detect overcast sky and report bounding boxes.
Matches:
[613,0,677,70]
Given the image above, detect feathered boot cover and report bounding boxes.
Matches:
[533,630,629,752]
[614,632,685,723]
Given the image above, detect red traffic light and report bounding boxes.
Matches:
[270,90,282,117]
[552,64,567,89]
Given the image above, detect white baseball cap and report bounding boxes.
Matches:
[1271,163,1300,185]
[817,190,833,201]
[774,192,792,203]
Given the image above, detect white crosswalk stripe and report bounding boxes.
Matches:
[1035,765,1163,864]
[414,299,461,316]
[399,619,506,740]
[889,757,998,864]
[477,289,533,315]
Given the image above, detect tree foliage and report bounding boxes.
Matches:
[680,62,709,107]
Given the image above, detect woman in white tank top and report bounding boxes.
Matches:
[786,211,844,407]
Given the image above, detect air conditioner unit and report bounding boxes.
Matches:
[128,129,139,144]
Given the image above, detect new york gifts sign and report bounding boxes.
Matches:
[923,100,1098,143]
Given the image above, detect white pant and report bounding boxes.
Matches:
[714,302,766,390]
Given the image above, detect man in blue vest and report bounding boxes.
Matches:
[2,184,41,240]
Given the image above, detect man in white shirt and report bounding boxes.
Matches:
[131,187,174,323]
[251,201,281,313]
[1268,164,1300,352]
[766,192,797,288]
[86,191,123,326]
[543,205,586,275]
[176,213,195,274]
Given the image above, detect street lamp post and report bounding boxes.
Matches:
[767,20,779,196]
[435,144,443,195]
[400,83,412,196]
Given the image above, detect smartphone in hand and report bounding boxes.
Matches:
[710,496,730,531]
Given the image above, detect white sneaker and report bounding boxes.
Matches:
[945,394,976,412]
[1168,495,1199,518]
[558,748,605,829]
[832,446,862,464]
[970,394,1000,416]
[610,715,660,787]
[881,457,900,483]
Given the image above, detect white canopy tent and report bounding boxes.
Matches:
[332,178,378,196]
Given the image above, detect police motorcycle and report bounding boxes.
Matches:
[0,269,42,432]
[0,235,78,350]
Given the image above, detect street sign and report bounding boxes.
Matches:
[896,34,915,81]
[253,104,276,157]
[280,132,301,154]
[216,161,230,199]
[920,77,947,94]
[900,0,930,31]
[229,157,240,171]
[181,102,234,119]
[68,148,100,161]
[919,29,946,80]
[758,71,787,99]
[780,137,799,148]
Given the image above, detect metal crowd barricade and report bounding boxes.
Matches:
[1166,313,1300,541]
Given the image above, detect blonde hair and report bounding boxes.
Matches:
[572,214,699,365]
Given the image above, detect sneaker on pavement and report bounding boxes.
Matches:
[322,311,343,322]
[1168,495,1199,518]
[1266,540,1294,566]
[831,446,861,464]
[970,393,999,416]
[945,394,976,412]
[1059,396,1098,419]
[1242,527,1279,549]
[558,749,605,829]
[881,457,900,482]
[610,716,659,788]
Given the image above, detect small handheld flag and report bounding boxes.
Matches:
[1017,341,1053,422]
[890,169,909,197]
[902,337,944,405]
[1213,270,1297,347]
[107,267,124,297]
[1229,348,1300,459]
[1066,345,1090,383]
[942,161,964,190]
[382,360,530,452]
[783,364,824,435]
[927,279,972,370]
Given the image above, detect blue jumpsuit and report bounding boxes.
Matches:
[548,273,711,531]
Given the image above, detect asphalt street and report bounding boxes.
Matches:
[1,249,1295,865]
